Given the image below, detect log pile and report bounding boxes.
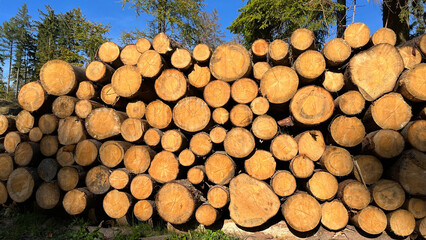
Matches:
[1,23,426,238]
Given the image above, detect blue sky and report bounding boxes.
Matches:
[0,0,383,43]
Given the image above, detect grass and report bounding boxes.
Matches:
[166,230,242,240]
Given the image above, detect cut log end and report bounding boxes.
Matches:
[103,190,131,219]
[205,152,235,185]
[134,200,154,221]
[36,182,60,210]
[204,80,230,108]
[321,200,348,231]
[207,185,229,209]
[224,128,255,158]
[124,145,153,174]
[260,66,298,104]
[353,155,383,185]
[148,151,179,183]
[330,116,365,147]
[196,204,218,226]
[282,193,321,232]
[130,174,154,200]
[371,27,397,46]
[270,170,296,197]
[245,150,276,180]
[210,42,251,82]
[173,97,211,132]
[373,179,405,211]
[344,22,370,48]
[18,81,46,112]
[388,209,416,237]
[352,206,387,235]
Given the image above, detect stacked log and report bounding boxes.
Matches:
[1,25,425,238]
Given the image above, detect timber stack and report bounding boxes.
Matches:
[0,23,425,238]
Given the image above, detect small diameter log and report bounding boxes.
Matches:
[136,38,151,53]
[121,118,149,142]
[290,28,315,54]
[4,131,26,153]
[37,158,58,182]
[173,97,211,132]
[85,107,127,140]
[290,86,334,125]
[322,38,351,67]
[76,81,99,101]
[0,154,13,181]
[252,115,277,140]
[56,145,75,167]
[111,65,142,98]
[148,151,179,184]
[244,150,276,180]
[100,84,127,108]
[143,128,163,148]
[371,27,397,46]
[203,80,231,108]
[120,44,141,66]
[373,179,405,211]
[212,108,229,125]
[388,209,416,237]
[58,116,86,145]
[15,110,34,134]
[85,165,111,195]
[130,174,154,200]
[178,149,196,167]
[251,39,268,59]
[39,114,58,135]
[126,101,145,119]
[0,182,7,204]
[86,61,114,84]
[397,63,426,102]
[230,104,253,127]
[18,81,47,112]
[322,71,344,93]
[161,129,187,152]
[366,92,411,130]
[152,32,182,55]
[124,145,155,174]
[348,43,404,101]
[187,165,205,185]
[109,168,130,190]
[294,50,326,82]
[52,96,78,119]
[7,168,36,203]
[146,100,172,129]
[75,100,103,119]
[362,130,405,159]
[58,166,83,191]
[260,66,299,104]
[398,46,422,69]
[103,190,132,219]
[171,48,193,70]
[321,200,349,231]
[75,139,101,166]
[29,127,43,142]
[207,185,229,209]
[98,41,123,68]
[343,22,370,48]
[36,182,60,209]
[402,120,426,152]
[290,155,315,178]
[330,116,365,147]
[334,90,365,115]
[270,134,298,161]
[268,39,289,65]
[210,42,251,82]
[224,127,255,158]
[205,152,236,185]
[250,97,269,116]
[189,132,212,157]
[230,174,280,228]
[40,135,58,157]
[188,64,211,88]
[40,59,87,96]
[63,188,94,215]
[136,50,164,79]
[351,206,387,235]
[192,43,211,63]
[231,78,258,104]
[134,200,155,221]
[405,198,426,219]
[14,142,39,167]
[320,146,353,177]
[253,62,271,81]
[295,130,325,162]
[353,155,383,185]
[209,126,227,144]
[196,204,219,226]
[282,192,321,232]
[155,69,187,102]
[307,171,338,201]
[338,179,371,210]
[418,218,426,238]
[270,170,296,197]
[99,141,132,168]
[155,180,202,224]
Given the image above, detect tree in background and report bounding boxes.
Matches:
[0,17,17,99]
[192,8,225,48]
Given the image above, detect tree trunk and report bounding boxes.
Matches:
[56,145,76,167]
[209,126,227,144]
[14,142,39,167]
[40,135,58,157]
[294,50,326,82]
[137,50,164,79]
[38,114,58,135]
[37,158,58,182]
[231,78,258,104]
[289,155,315,178]
[111,65,143,98]
[362,130,405,159]
[224,128,255,158]
[387,209,416,237]
[0,153,13,181]
[187,165,205,185]
[334,90,365,116]
[344,22,371,49]
[0,115,15,135]
[75,100,104,119]
[28,128,43,143]
[336,0,346,38]
[290,28,315,55]
[329,115,365,147]
[171,48,193,71]
[397,63,426,102]
[76,81,100,100]
[192,43,211,63]
[188,64,211,88]
[382,0,409,44]
[7,167,37,203]
[178,149,196,167]
[295,130,325,162]
[268,39,289,65]
[195,204,220,226]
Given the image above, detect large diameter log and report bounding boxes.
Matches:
[231,78,258,104]
[295,130,325,162]
[372,179,405,211]
[322,71,344,92]
[371,27,397,46]
[207,185,229,209]
[290,155,314,178]
[120,44,141,66]
[188,64,211,88]
[40,59,87,96]
[145,100,172,129]
[244,150,276,180]
[351,206,387,235]
[130,174,154,200]
[7,167,36,203]
[320,146,353,177]
[321,200,349,231]
[193,43,211,63]
[294,50,326,82]
[353,155,383,185]
[347,43,404,101]
[58,166,82,191]
[109,168,130,189]
[270,134,298,161]
[388,209,416,237]
[362,130,405,159]
[40,135,59,157]
[63,188,94,215]
[230,104,253,127]
[0,115,15,135]
[253,62,271,81]
[111,65,142,98]
[121,118,148,142]
[203,80,230,108]
[268,39,289,65]
[85,107,127,140]
[322,38,351,66]
[39,114,58,135]
[290,28,315,54]
[0,182,7,204]
[205,152,236,185]
[85,165,111,195]
[397,63,426,102]
[0,154,13,181]
[224,127,255,158]
[334,91,365,116]
[137,50,163,78]
[136,37,151,53]
[99,141,132,168]
[86,61,114,84]
[338,180,371,210]
[35,182,60,209]
[15,110,34,134]
[390,149,426,196]
[124,145,155,174]
[209,42,251,82]
[103,190,132,219]
[126,101,145,119]
[402,120,426,152]
[58,116,86,145]
[229,174,280,228]
[281,192,321,232]
[148,151,179,183]
[173,97,211,132]
[189,132,212,157]
[155,69,187,102]
[18,81,47,112]
[290,86,334,125]
[307,171,338,201]
[270,170,296,197]
[134,200,155,221]
[260,66,298,104]
[98,41,123,68]
[330,116,365,147]
[37,158,58,182]
[343,22,370,48]
[171,48,193,70]
[251,115,277,140]
[398,46,422,69]
[405,198,426,219]
[15,142,39,167]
